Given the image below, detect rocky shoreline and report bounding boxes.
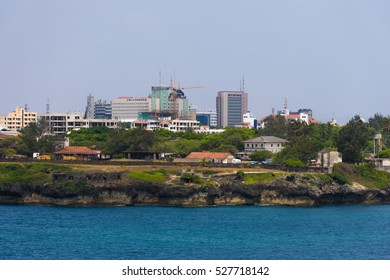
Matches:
[1,173,390,207]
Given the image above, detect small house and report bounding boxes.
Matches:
[316,150,342,168]
[243,136,287,154]
[54,146,100,160]
[185,151,235,163]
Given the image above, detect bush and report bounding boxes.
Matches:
[283,158,306,167]
[331,172,352,185]
[249,150,273,162]
[180,173,204,184]
[236,171,245,180]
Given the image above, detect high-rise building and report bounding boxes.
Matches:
[150,86,190,118]
[84,94,94,119]
[151,86,170,112]
[94,99,112,119]
[216,91,248,127]
[111,97,151,120]
[0,106,37,131]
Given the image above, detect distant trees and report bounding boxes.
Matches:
[5,112,389,164]
[18,119,61,157]
[0,136,21,158]
[335,115,370,163]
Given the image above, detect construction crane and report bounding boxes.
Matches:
[169,79,205,117]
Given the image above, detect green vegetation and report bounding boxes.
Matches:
[335,116,370,163]
[128,170,167,182]
[58,181,87,191]
[243,172,282,184]
[249,150,272,162]
[377,149,390,158]
[0,163,71,184]
[180,172,204,184]
[332,163,390,189]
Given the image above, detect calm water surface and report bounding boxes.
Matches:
[1,204,390,260]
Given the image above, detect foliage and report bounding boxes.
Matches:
[368,113,390,149]
[69,126,110,149]
[0,136,21,158]
[0,163,71,184]
[332,163,390,189]
[282,158,306,167]
[200,127,255,153]
[104,127,156,157]
[58,181,87,191]
[330,172,352,185]
[256,115,288,139]
[335,115,370,163]
[236,171,245,180]
[249,150,273,162]
[376,149,390,158]
[18,119,64,157]
[180,172,204,184]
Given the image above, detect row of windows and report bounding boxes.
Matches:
[246,143,281,148]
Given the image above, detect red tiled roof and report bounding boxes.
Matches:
[187,151,231,160]
[287,114,300,119]
[54,146,100,155]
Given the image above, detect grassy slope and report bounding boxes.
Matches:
[333,163,390,189]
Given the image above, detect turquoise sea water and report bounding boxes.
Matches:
[1,204,390,260]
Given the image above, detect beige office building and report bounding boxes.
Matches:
[111,97,151,120]
[0,107,37,130]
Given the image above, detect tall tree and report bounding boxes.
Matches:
[335,115,370,163]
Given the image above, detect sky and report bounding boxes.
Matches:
[1,0,390,124]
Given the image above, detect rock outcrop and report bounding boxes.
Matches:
[1,173,390,206]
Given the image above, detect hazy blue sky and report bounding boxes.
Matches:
[1,0,390,123]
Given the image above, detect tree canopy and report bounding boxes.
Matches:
[335,115,370,163]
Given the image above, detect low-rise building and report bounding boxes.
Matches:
[54,146,100,160]
[243,136,287,154]
[366,158,390,173]
[40,113,118,135]
[184,151,235,163]
[316,150,342,168]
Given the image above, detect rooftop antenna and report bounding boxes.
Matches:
[159,70,162,85]
[239,80,242,91]
[46,98,50,114]
[284,97,288,110]
[242,76,245,92]
[24,104,29,112]
[272,107,275,114]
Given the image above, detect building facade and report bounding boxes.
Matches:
[196,108,217,127]
[151,86,170,112]
[40,113,118,135]
[0,107,37,130]
[94,99,112,119]
[111,97,151,120]
[216,91,248,127]
[243,136,287,154]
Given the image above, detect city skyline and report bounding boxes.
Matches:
[1,0,390,124]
